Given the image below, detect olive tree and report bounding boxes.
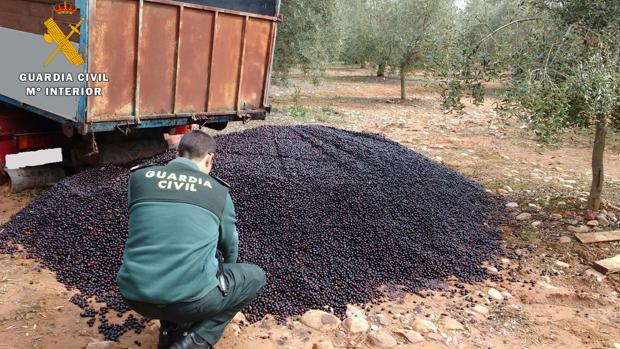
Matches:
[447,0,620,210]
[274,0,341,80]
[511,0,620,210]
[382,0,457,99]
[338,0,379,69]
[337,0,457,98]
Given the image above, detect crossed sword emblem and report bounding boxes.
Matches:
[43,18,85,67]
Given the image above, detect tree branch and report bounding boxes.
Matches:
[471,17,543,56]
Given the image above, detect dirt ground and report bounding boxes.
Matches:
[0,67,618,349]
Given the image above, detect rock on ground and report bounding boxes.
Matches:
[441,317,465,331]
[412,319,438,333]
[368,330,398,348]
[597,214,610,227]
[374,314,391,326]
[313,342,335,349]
[232,312,248,325]
[395,329,424,343]
[343,317,369,333]
[84,342,120,349]
[345,305,365,318]
[559,236,572,243]
[567,225,590,233]
[300,310,341,331]
[488,288,504,301]
[473,304,489,315]
[426,332,447,344]
[585,269,606,282]
[516,212,532,221]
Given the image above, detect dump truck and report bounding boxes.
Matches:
[0,0,281,191]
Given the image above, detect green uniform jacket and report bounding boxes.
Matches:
[117,157,239,304]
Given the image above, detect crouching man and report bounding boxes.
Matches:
[117,130,266,349]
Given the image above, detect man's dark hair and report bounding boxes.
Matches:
[178,130,216,159]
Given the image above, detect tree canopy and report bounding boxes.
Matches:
[273,0,620,210]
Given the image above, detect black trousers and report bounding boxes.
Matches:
[128,263,266,345]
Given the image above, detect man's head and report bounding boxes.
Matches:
[177,130,216,174]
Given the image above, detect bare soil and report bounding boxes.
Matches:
[1,67,618,349]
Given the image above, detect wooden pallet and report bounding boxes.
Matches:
[575,230,620,244]
[593,255,620,275]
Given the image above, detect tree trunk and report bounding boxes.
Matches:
[400,66,407,100]
[377,62,386,77]
[587,118,608,211]
[360,61,367,69]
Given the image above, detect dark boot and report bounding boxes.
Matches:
[169,331,212,349]
[158,322,192,349]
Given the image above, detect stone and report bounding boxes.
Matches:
[78,330,93,337]
[559,236,571,244]
[473,304,488,315]
[614,343,620,349]
[486,266,498,274]
[557,201,566,206]
[375,314,391,326]
[607,211,617,222]
[412,319,438,333]
[343,317,369,333]
[441,317,464,331]
[313,341,335,349]
[426,332,447,344]
[528,203,540,210]
[550,213,563,220]
[488,288,504,301]
[333,331,347,346]
[232,312,248,325]
[503,185,513,192]
[500,258,510,265]
[585,268,606,282]
[567,225,589,233]
[395,329,424,343]
[447,335,459,347]
[555,260,570,268]
[537,281,557,290]
[399,314,412,325]
[300,310,341,331]
[516,213,532,221]
[584,210,597,221]
[346,305,365,319]
[371,324,379,331]
[84,342,120,349]
[368,330,398,348]
[586,220,599,227]
[531,221,542,228]
[506,202,519,209]
[596,214,610,227]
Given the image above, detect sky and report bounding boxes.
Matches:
[455,0,468,10]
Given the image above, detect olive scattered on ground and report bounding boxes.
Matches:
[1,125,503,340]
